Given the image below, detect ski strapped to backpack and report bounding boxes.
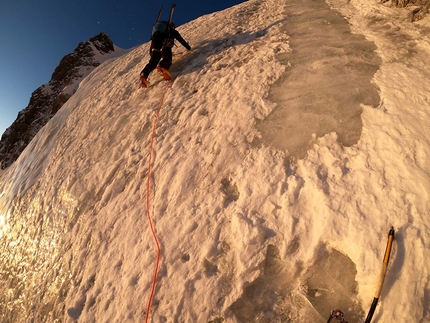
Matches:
[155,3,176,23]
[152,4,176,36]
[327,227,395,323]
[168,3,176,24]
[156,5,163,22]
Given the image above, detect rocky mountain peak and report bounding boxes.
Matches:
[0,33,117,169]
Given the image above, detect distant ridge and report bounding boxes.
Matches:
[0,33,118,169]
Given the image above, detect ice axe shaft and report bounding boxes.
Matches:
[364,227,395,323]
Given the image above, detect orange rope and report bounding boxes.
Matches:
[145,81,170,323]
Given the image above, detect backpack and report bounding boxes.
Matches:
[152,21,169,36]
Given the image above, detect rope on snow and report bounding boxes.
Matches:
[145,81,170,323]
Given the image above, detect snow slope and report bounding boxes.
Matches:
[0,0,429,322]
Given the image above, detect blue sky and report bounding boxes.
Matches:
[0,0,244,137]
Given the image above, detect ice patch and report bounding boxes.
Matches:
[256,0,381,158]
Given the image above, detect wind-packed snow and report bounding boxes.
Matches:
[0,0,429,322]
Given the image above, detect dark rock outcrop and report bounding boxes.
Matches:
[0,33,116,169]
[384,0,430,21]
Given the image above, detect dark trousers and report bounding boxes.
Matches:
[141,34,173,78]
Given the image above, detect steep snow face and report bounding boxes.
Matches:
[1,0,430,322]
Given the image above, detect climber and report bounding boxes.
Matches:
[140,21,191,87]
[327,309,349,323]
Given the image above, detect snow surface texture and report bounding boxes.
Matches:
[0,0,429,322]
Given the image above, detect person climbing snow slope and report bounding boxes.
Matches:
[140,21,191,88]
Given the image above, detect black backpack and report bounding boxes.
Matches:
[152,21,170,36]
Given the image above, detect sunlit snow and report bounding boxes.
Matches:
[0,0,429,322]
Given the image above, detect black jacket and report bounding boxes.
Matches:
[165,29,190,50]
[151,24,191,51]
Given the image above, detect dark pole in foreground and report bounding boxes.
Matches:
[364,227,395,323]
